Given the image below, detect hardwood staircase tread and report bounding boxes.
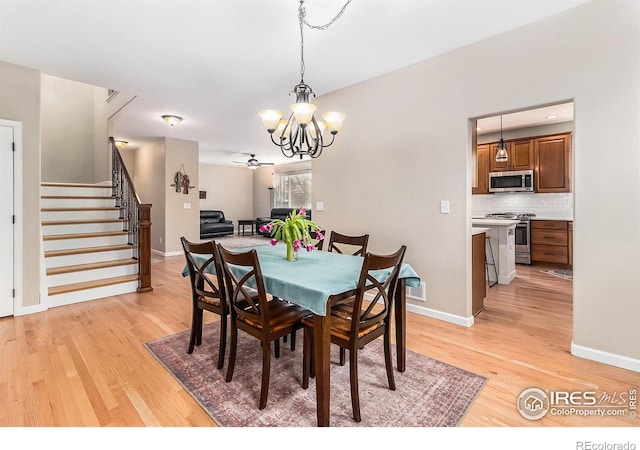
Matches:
[41,195,116,200]
[48,274,139,296]
[42,218,124,226]
[41,207,119,211]
[47,258,138,275]
[43,231,128,241]
[45,244,133,257]
[41,183,113,189]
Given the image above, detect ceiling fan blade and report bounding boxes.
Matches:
[258,162,274,166]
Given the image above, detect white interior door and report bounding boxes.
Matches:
[0,125,14,317]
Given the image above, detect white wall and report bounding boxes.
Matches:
[0,61,41,309]
[312,0,640,365]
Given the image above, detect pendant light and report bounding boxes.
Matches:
[495,115,508,163]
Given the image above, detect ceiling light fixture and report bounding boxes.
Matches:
[114,139,128,148]
[259,0,350,159]
[495,115,508,163]
[161,115,183,126]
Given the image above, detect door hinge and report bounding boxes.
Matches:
[12,289,15,298]
[12,142,15,152]
[12,215,15,224]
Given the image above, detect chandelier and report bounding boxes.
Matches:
[259,0,350,159]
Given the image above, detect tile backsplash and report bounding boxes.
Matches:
[472,193,573,219]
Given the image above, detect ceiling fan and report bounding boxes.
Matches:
[233,153,274,170]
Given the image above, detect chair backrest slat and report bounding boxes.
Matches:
[328,231,369,256]
[350,246,406,337]
[181,237,226,308]
[218,245,272,333]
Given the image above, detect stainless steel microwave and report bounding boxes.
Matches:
[489,170,534,193]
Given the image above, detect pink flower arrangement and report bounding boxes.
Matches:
[259,208,324,260]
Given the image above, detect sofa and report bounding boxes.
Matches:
[256,208,312,237]
[200,210,234,239]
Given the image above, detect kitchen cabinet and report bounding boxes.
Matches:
[531,220,572,265]
[534,134,572,193]
[472,144,489,195]
[472,229,487,316]
[489,138,534,172]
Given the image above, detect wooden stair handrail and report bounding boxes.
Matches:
[110,137,153,292]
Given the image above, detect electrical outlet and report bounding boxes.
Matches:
[316,201,324,211]
[440,200,450,214]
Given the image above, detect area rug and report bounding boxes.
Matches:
[144,322,486,427]
[540,268,573,281]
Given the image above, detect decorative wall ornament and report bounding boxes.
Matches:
[171,163,195,194]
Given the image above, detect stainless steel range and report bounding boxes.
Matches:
[485,212,536,265]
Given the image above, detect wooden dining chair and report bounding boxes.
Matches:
[327,231,369,256]
[181,237,228,370]
[302,245,407,423]
[218,244,311,410]
[327,230,370,365]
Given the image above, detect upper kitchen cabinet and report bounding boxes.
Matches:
[489,138,534,172]
[472,144,490,194]
[534,133,572,193]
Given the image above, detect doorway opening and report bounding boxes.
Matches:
[470,101,574,322]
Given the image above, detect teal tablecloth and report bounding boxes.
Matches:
[182,243,420,316]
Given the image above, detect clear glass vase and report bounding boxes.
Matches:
[285,241,298,262]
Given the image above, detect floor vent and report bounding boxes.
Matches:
[407,281,426,302]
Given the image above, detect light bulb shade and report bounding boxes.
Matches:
[495,141,509,162]
[308,120,326,139]
[259,110,283,132]
[114,140,128,148]
[274,119,290,138]
[322,112,346,133]
[291,102,317,125]
[162,115,183,126]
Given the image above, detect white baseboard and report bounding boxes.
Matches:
[406,302,474,327]
[571,341,640,373]
[152,249,183,257]
[14,302,48,316]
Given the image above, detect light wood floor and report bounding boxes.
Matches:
[0,255,637,427]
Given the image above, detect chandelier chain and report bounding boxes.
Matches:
[298,0,353,81]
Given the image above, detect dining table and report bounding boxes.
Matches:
[182,242,421,426]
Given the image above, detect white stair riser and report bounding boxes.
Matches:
[41,209,120,221]
[43,222,124,235]
[46,248,134,268]
[47,281,139,308]
[41,186,113,197]
[44,234,129,251]
[41,197,116,209]
[47,264,139,287]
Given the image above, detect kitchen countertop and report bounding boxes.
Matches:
[472,227,490,236]
[471,218,519,227]
[531,216,573,221]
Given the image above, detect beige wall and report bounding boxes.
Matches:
[130,139,166,253]
[313,0,640,363]
[0,61,42,309]
[164,138,199,254]
[40,75,109,183]
[199,164,254,225]
[253,166,275,218]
